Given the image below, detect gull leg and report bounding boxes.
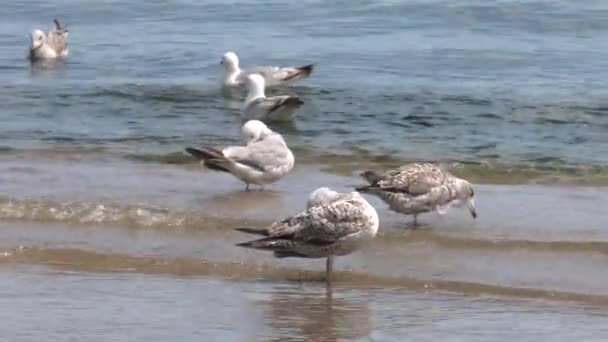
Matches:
[412,214,418,229]
[245,183,250,191]
[325,256,334,284]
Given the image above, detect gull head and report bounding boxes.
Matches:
[30,29,46,50]
[453,178,476,218]
[307,187,341,209]
[241,120,272,144]
[221,51,239,69]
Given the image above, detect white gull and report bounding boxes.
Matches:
[221,51,314,88]
[29,19,69,61]
[185,120,294,191]
[241,74,304,122]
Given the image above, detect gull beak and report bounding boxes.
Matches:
[466,198,477,219]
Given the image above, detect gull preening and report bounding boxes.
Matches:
[29,19,69,61]
[236,187,379,283]
[221,51,314,88]
[185,120,294,191]
[242,74,304,122]
[357,163,476,227]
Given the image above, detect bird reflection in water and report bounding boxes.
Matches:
[263,285,372,341]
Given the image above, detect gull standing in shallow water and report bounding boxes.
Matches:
[242,74,304,122]
[221,51,314,88]
[29,19,69,61]
[235,187,379,284]
[185,120,294,191]
[356,163,477,227]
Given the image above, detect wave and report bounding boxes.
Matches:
[94,84,218,104]
[0,197,254,231]
[123,151,196,165]
[4,138,608,186]
[1,197,607,256]
[2,245,608,305]
[3,143,608,185]
[392,231,608,256]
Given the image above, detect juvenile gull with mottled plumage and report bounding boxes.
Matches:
[242,74,304,122]
[235,187,379,283]
[29,19,69,61]
[357,163,477,227]
[221,51,314,88]
[185,120,294,191]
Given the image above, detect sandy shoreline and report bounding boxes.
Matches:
[1,159,606,239]
[1,158,607,301]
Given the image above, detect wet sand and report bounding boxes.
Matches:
[1,153,608,340]
[2,157,608,339]
[4,266,607,341]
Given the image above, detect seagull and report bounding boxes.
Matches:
[185,120,294,191]
[236,187,379,284]
[29,19,69,61]
[356,163,476,227]
[221,51,314,88]
[242,74,304,122]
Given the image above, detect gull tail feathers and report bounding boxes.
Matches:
[185,146,231,172]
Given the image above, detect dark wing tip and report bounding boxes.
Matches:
[185,146,202,157]
[235,227,269,236]
[204,160,231,172]
[268,96,303,113]
[282,64,314,81]
[298,64,314,76]
[185,146,231,172]
[185,146,222,160]
[235,237,280,251]
[286,96,304,106]
[274,251,306,258]
[235,241,254,248]
[355,185,371,192]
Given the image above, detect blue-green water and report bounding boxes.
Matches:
[1,1,608,341]
[1,1,608,178]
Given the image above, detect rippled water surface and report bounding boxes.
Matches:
[1,0,608,341]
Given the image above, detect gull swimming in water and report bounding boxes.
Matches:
[29,19,69,61]
[185,120,294,191]
[242,74,304,122]
[221,51,314,88]
[236,187,379,283]
[356,163,476,227]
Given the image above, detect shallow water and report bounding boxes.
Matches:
[4,266,608,342]
[2,0,608,340]
[2,0,608,183]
